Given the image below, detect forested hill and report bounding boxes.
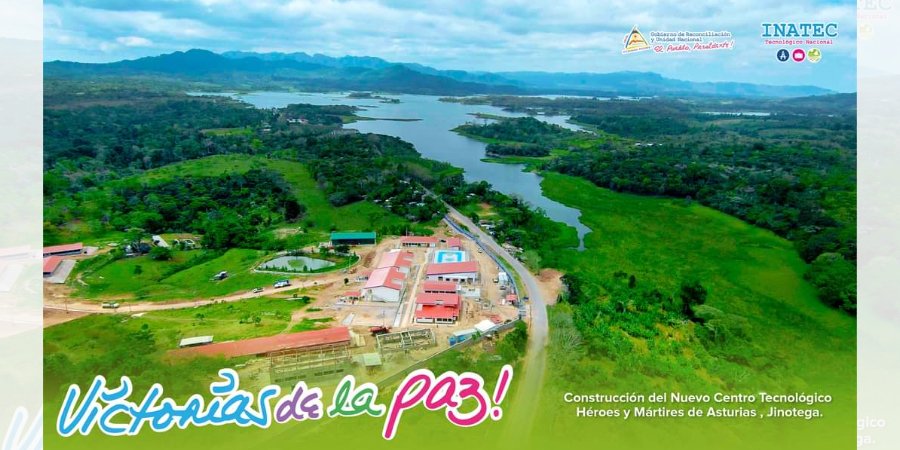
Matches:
[44,49,524,96]
[45,49,834,98]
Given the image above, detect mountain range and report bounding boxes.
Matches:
[44,49,834,98]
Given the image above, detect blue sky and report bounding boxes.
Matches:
[44,0,857,91]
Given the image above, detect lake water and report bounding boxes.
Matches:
[259,255,336,272]
[211,91,591,249]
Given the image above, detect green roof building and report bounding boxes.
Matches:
[330,231,377,246]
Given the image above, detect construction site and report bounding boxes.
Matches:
[165,221,529,387]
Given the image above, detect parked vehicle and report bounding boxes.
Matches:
[449,328,478,345]
[251,287,263,294]
[213,271,228,281]
[273,279,291,289]
[101,302,119,309]
[369,326,391,336]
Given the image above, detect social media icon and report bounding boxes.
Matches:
[792,48,806,62]
[776,49,790,62]
[808,48,822,63]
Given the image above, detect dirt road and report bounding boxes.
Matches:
[42,271,346,317]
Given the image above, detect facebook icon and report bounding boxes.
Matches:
[776,48,790,62]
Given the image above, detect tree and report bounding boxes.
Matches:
[805,253,856,314]
[498,321,528,361]
[679,280,707,319]
[202,210,251,249]
[284,198,305,221]
[149,246,172,261]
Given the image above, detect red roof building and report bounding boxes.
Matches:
[43,242,84,257]
[343,290,361,299]
[423,280,458,293]
[415,292,461,307]
[426,261,478,276]
[400,236,438,247]
[446,237,462,249]
[174,327,351,358]
[364,267,405,291]
[376,250,414,270]
[505,294,519,305]
[43,256,63,275]
[415,306,460,322]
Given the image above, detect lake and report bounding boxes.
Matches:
[207,91,591,249]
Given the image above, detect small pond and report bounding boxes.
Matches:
[259,256,336,272]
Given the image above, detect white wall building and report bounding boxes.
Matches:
[425,261,479,283]
[362,267,406,302]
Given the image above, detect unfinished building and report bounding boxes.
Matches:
[268,338,353,384]
[375,329,436,355]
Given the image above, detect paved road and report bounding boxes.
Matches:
[443,206,548,443]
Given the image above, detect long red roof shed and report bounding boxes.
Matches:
[400,236,437,245]
[173,327,351,358]
[43,242,83,256]
[43,256,63,274]
[426,261,478,276]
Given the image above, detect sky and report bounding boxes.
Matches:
[43,0,858,91]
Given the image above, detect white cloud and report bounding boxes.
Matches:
[42,0,858,90]
[116,36,153,47]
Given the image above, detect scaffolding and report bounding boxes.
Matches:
[268,341,352,384]
[375,329,436,354]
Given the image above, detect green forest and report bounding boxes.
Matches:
[446,96,857,314]
[43,80,572,275]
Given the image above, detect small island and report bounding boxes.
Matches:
[347,91,401,103]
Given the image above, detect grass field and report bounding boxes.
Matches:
[289,317,334,332]
[45,297,308,361]
[73,248,288,301]
[529,172,856,449]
